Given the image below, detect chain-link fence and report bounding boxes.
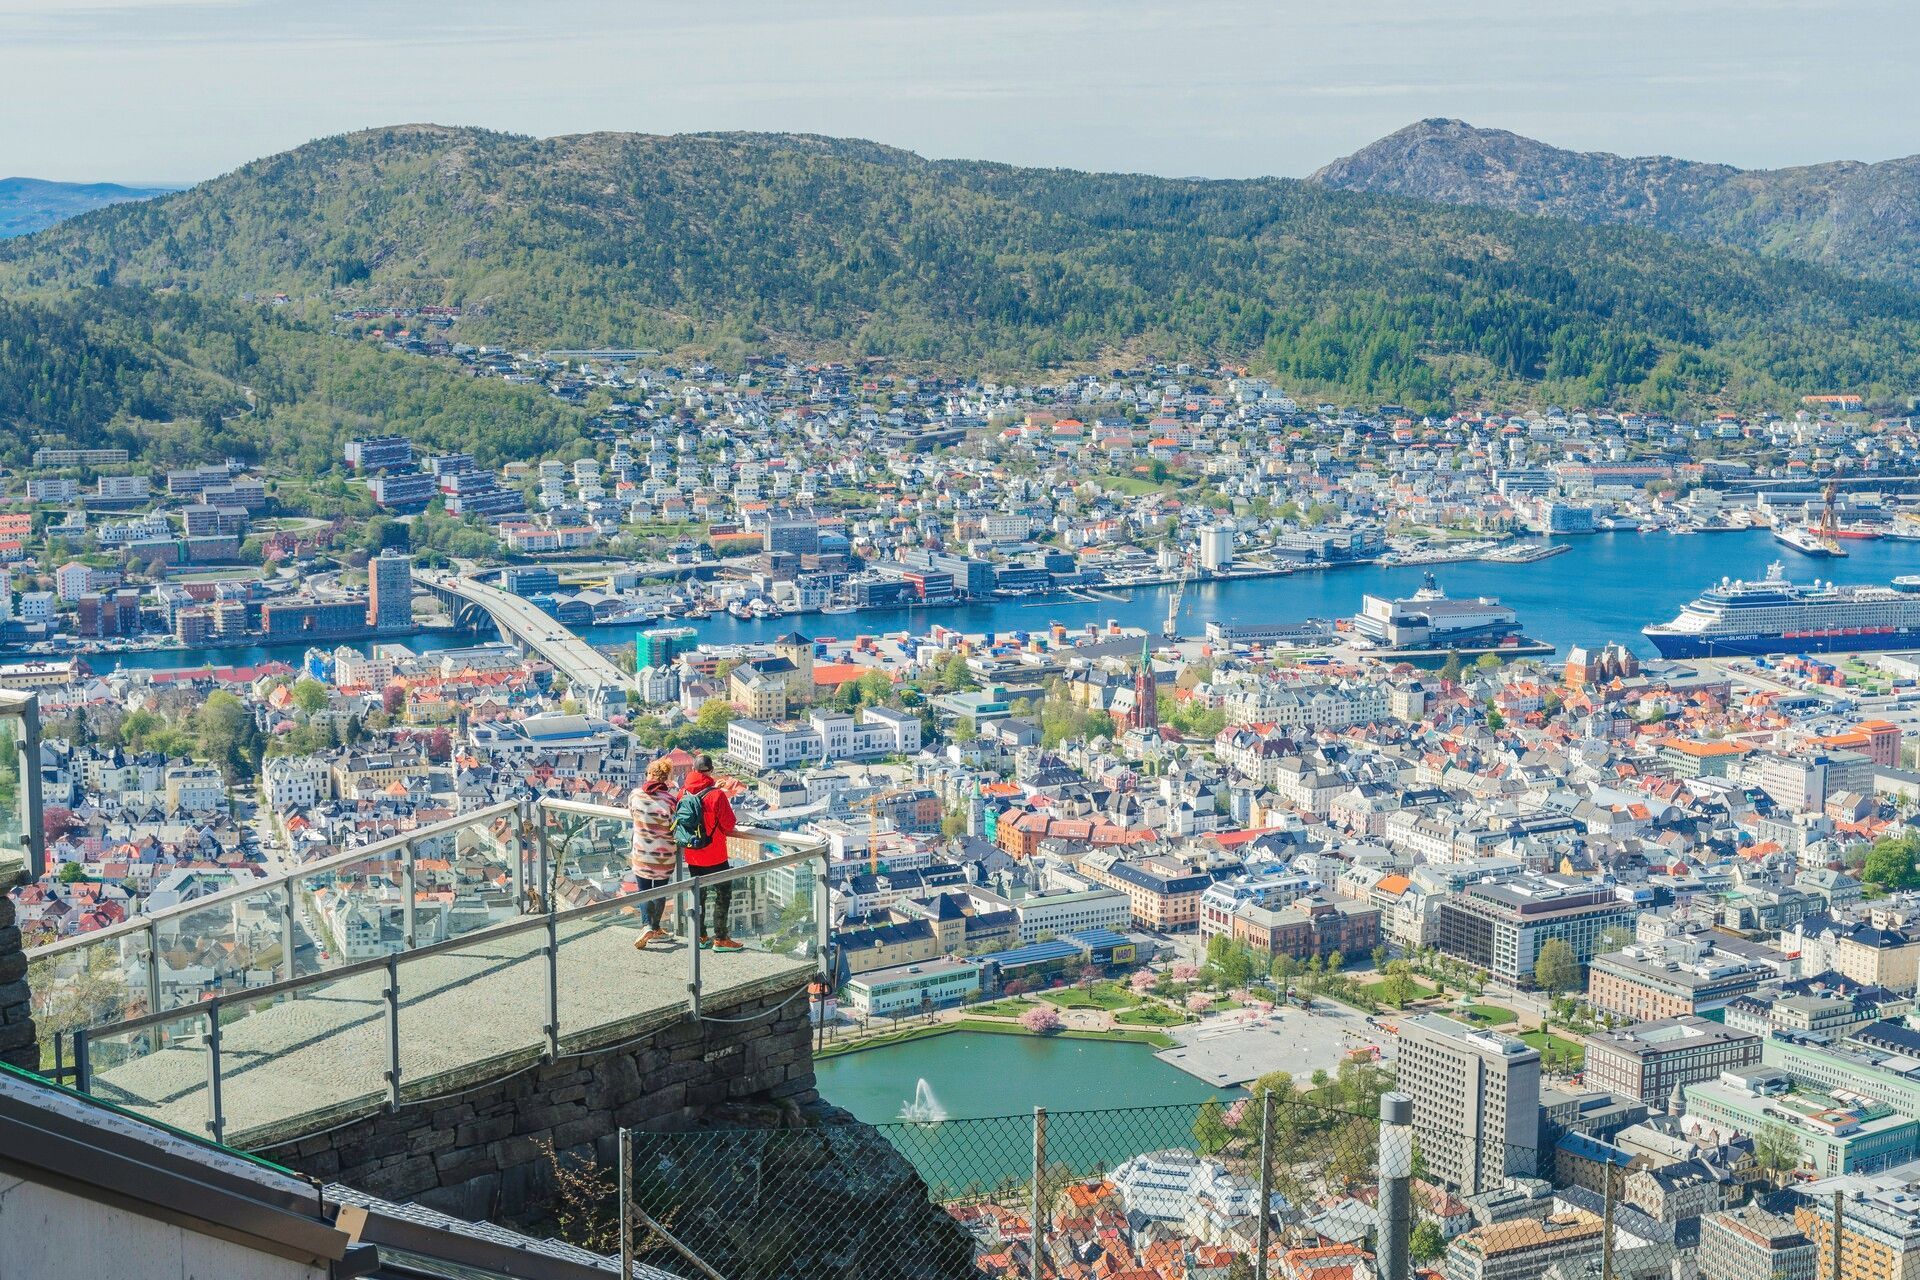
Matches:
[541,1091,1897,1280]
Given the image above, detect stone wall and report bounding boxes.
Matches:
[261,982,819,1221]
[0,883,38,1073]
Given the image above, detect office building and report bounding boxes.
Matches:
[1431,874,1637,987]
[1582,1017,1761,1105]
[1683,1070,1918,1177]
[367,549,413,631]
[1698,1206,1817,1280]
[1586,936,1773,1021]
[1794,1173,1920,1280]
[1396,1014,1541,1194]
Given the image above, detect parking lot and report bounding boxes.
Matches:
[1154,998,1395,1088]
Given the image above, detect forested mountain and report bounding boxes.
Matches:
[1311,119,1920,291]
[7,124,1920,466]
[0,178,170,238]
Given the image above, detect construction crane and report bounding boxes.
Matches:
[1162,546,1195,639]
[861,783,919,875]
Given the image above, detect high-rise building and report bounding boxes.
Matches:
[368,550,413,632]
[1396,1013,1541,1194]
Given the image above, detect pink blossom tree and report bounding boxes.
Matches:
[1020,1005,1063,1034]
[1171,962,1200,985]
[1129,968,1157,995]
[1186,992,1214,1014]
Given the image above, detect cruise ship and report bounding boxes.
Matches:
[1643,563,1920,659]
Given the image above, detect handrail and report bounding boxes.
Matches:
[25,798,526,961]
[65,831,828,1044]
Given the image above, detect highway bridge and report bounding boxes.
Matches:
[419,572,631,713]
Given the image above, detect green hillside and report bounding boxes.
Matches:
[6,124,1920,464]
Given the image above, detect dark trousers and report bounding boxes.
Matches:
[692,864,732,939]
[636,875,670,931]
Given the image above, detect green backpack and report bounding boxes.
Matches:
[673,784,714,848]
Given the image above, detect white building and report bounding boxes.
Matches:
[725,707,921,771]
[1109,1149,1269,1229]
[1012,888,1131,942]
[1199,525,1234,573]
[842,958,982,1017]
[263,755,332,812]
[163,766,226,814]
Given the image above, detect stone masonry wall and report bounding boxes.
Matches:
[260,981,818,1222]
[0,886,38,1072]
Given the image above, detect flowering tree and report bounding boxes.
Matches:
[1128,968,1157,995]
[1171,962,1200,984]
[1020,1005,1063,1034]
[1186,992,1214,1014]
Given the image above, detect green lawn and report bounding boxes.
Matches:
[1451,1003,1519,1027]
[1092,473,1171,496]
[966,998,1034,1018]
[1362,976,1436,1005]
[1039,981,1138,1011]
[1520,1030,1585,1069]
[1114,1003,1191,1027]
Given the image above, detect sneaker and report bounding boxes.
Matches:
[711,938,745,953]
[642,929,670,946]
[633,933,652,951]
[698,936,713,950]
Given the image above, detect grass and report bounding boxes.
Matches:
[1092,473,1172,496]
[954,1019,1177,1048]
[1520,1029,1586,1069]
[813,1022,955,1059]
[1451,1003,1519,1028]
[1362,976,1437,1005]
[1114,1004,1192,1027]
[967,998,1036,1018]
[1038,981,1138,1011]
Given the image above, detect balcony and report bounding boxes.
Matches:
[24,796,827,1149]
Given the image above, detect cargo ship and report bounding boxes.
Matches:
[1643,563,1920,659]
[1773,523,1847,558]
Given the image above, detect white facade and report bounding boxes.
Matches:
[263,755,332,812]
[726,707,921,771]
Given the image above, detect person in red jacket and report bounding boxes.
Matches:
[679,755,741,952]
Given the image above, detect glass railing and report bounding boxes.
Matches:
[32,797,827,1147]
[0,690,44,883]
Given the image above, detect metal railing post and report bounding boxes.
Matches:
[1256,1092,1276,1280]
[1377,1093,1412,1280]
[145,919,162,1016]
[618,1126,635,1280]
[1030,1106,1047,1280]
[544,911,560,1061]
[534,808,552,911]
[511,799,529,915]
[400,840,417,949]
[687,887,703,1021]
[72,1028,90,1095]
[383,953,401,1110]
[204,1006,225,1144]
[1832,1188,1846,1280]
[278,880,297,983]
[1601,1159,1617,1280]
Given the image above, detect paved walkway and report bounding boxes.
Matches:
[88,914,812,1147]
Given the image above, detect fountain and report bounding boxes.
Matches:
[899,1078,948,1124]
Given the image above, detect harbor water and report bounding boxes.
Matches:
[97,530,1920,674]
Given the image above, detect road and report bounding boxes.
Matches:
[423,571,631,705]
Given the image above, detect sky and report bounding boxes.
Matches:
[3,0,1917,186]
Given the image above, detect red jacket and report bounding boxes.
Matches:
[679,770,737,868]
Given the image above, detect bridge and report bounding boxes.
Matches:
[420,572,633,713]
[27,798,827,1165]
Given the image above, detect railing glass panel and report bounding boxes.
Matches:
[28,927,153,1072]
[157,887,287,1010]
[292,845,412,974]
[395,926,550,1094]
[84,1010,210,1134]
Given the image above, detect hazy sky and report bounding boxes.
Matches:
[3,0,1916,185]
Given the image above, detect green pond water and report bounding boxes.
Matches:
[814,1031,1240,1197]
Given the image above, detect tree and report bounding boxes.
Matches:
[1863,829,1920,891]
[1754,1118,1802,1186]
[1475,653,1502,672]
[1437,652,1464,684]
[1020,1005,1062,1035]
[1410,1221,1446,1264]
[196,691,256,781]
[1534,939,1579,997]
[381,684,406,717]
[1192,1098,1230,1155]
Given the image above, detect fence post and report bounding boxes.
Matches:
[618,1126,635,1280]
[1601,1159,1617,1280]
[73,1028,90,1095]
[687,887,704,1022]
[145,918,162,1016]
[512,799,529,914]
[1030,1107,1048,1280]
[400,840,417,950]
[204,1005,224,1145]
[383,952,401,1110]
[1377,1093,1412,1280]
[1832,1188,1845,1280]
[1255,1091,1275,1280]
[278,880,297,983]
[544,911,561,1060]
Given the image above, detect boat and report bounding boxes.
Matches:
[1644,562,1920,659]
[1773,524,1847,558]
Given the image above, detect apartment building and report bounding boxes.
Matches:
[1077,851,1217,931]
[725,707,920,771]
[1582,1017,1761,1105]
[1442,1211,1604,1280]
[1794,1173,1920,1280]
[1791,913,1920,994]
[1683,1070,1918,1178]
[1586,937,1773,1021]
[1396,1014,1541,1195]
